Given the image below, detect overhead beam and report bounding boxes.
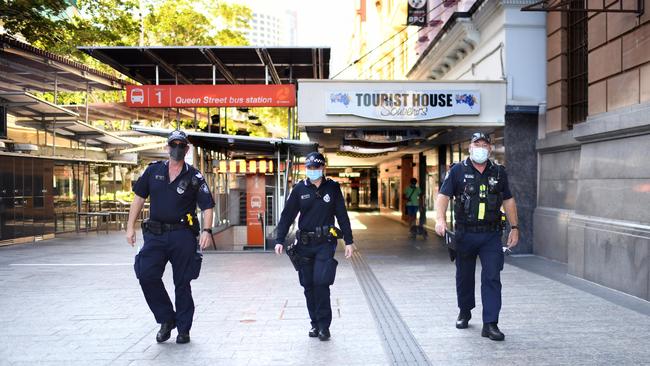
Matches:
[522,0,644,14]
[256,48,282,85]
[0,80,26,92]
[141,49,192,84]
[0,71,53,91]
[200,48,239,84]
[81,48,149,85]
[120,142,168,154]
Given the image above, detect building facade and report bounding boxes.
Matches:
[536,1,650,301]
[406,0,545,252]
[242,8,297,46]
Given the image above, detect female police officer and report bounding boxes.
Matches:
[274,152,354,341]
[126,130,214,344]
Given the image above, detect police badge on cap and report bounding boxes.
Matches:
[471,132,490,144]
[305,152,326,168]
[168,130,188,144]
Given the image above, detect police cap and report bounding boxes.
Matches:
[471,132,491,144]
[168,130,188,144]
[305,152,326,168]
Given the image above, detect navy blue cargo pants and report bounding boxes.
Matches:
[296,239,338,331]
[455,231,504,323]
[134,228,200,334]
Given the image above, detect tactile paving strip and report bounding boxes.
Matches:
[351,251,431,365]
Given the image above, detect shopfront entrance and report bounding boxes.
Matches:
[297,80,507,225]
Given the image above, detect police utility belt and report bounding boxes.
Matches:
[297,225,343,245]
[142,213,200,236]
[455,223,501,233]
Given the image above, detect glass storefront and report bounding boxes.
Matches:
[0,156,132,242]
[0,156,55,241]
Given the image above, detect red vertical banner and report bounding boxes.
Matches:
[246,174,266,246]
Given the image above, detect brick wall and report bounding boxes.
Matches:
[546,0,650,133]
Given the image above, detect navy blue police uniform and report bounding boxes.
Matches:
[132,160,215,335]
[439,157,512,324]
[275,164,353,334]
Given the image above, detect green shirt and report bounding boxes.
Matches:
[404,186,421,206]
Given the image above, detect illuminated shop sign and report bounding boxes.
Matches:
[326,90,480,121]
[338,172,361,178]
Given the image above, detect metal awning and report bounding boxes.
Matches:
[0,91,78,121]
[0,34,124,92]
[2,92,134,148]
[0,151,137,165]
[521,0,644,14]
[132,125,317,155]
[62,102,209,122]
[78,46,330,85]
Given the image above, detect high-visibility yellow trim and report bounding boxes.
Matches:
[478,202,486,220]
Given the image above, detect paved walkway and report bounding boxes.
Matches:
[0,213,648,365]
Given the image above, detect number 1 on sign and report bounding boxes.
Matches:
[155,91,162,104]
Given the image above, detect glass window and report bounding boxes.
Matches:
[567,1,588,129]
[53,163,78,233]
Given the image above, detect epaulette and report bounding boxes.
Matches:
[148,160,160,165]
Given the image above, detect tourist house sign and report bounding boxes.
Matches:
[326,90,480,121]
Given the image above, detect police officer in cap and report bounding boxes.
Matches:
[126,129,215,344]
[275,151,354,341]
[434,132,519,341]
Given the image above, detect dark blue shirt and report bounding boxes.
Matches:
[276,177,354,245]
[439,158,513,200]
[133,161,215,223]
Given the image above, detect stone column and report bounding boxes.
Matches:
[504,105,539,254]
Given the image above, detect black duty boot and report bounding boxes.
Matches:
[318,328,331,341]
[176,332,191,344]
[481,323,505,341]
[309,326,319,338]
[456,311,471,329]
[156,320,176,343]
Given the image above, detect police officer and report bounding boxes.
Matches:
[274,152,354,341]
[434,132,519,341]
[125,130,215,344]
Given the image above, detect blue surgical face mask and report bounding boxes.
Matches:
[306,169,323,181]
[470,147,489,164]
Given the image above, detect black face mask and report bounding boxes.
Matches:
[169,145,187,161]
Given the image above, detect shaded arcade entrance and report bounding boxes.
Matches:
[297,80,508,230]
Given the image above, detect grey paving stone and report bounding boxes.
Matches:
[0,229,387,365]
[1,214,649,365]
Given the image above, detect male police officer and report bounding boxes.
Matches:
[126,130,215,344]
[434,132,519,341]
[274,152,354,341]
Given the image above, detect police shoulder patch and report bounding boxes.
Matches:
[323,193,331,203]
[200,183,209,193]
